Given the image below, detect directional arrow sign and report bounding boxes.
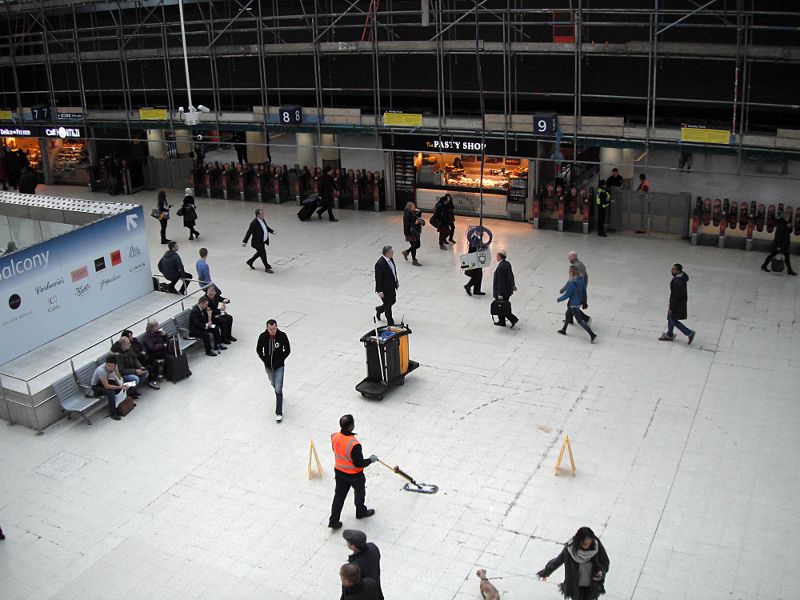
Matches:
[126,214,138,230]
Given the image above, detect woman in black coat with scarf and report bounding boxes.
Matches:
[538,526,609,600]
[179,188,199,240]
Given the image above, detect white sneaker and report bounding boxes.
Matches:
[275,415,283,422]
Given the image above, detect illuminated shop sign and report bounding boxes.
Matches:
[0,127,33,137]
[44,127,82,139]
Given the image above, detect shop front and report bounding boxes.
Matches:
[0,126,44,185]
[1,125,92,187]
[42,126,91,185]
[382,133,535,221]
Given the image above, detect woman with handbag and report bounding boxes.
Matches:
[401,201,424,266]
[179,188,199,240]
[156,190,171,245]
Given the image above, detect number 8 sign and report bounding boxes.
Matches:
[279,105,302,125]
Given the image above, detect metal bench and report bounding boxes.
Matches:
[52,373,105,425]
[162,315,200,354]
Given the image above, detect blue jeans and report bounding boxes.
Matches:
[667,315,692,338]
[123,371,148,390]
[265,366,284,415]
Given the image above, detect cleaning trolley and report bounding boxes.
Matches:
[355,322,418,400]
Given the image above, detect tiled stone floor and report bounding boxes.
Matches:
[1,186,798,599]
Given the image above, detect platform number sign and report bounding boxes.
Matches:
[534,115,556,136]
[32,105,51,121]
[279,106,302,125]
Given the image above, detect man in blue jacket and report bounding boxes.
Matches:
[557,267,596,342]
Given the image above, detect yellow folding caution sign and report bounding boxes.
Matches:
[554,434,576,476]
[308,438,323,480]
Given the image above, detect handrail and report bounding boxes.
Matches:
[0,285,206,386]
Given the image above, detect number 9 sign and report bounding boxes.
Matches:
[534,115,556,136]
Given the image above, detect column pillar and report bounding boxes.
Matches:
[296,132,316,168]
[599,147,623,179]
[174,129,192,156]
[319,133,339,167]
[246,131,267,164]
[147,129,165,159]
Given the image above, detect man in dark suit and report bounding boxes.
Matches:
[316,165,339,222]
[242,208,276,273]
[492,250,518,328]
[189,295,225,356]
[374,245,398,325]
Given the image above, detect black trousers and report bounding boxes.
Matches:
[565,306,595,337]
[159,218,169,242]
[406,239,420,259]
[93,384,118,416]
[448,222,456,241]
[466,268,483,293]
[762,249,794,272]
[376,295,396,325]
[329,470,368,525]
[494,297,518,326]
[248,245,270,269]
[316,199,336,220]
[193,327,221,353]
[597,205,607,235]
[213,313,234,341]
[166,276,188,295]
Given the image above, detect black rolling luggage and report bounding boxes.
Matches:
[297,194,320,221]
[164,335,192,383]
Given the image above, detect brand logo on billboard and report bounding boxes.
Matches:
[0,250,50,282]
[47,294,61,313]
[94,257,106,272]
[8,293,21,310]
[71,265,88,282]
[128,261,147,274]
[35,276,65,295]
[128,245,141,258]
[99,274,121,291]
[110,249,122,266]
[75,283,91,297]
[44,126,81,139]
[0,127,32,136]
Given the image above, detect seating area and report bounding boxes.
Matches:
[51,307,201,425]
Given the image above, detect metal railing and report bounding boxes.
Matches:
[0,281,208,433]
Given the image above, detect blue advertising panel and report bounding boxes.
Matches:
[0,206,152,365]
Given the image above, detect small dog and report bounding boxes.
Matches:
[476,568,500,600]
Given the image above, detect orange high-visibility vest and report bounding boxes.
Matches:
[331,432,363,474]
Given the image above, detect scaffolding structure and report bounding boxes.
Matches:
[0,1,798,167]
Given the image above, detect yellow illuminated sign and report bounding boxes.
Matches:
[681,125,731,145]
[139,108,168,121]
[384,112,423,127]
[0,110,13,121]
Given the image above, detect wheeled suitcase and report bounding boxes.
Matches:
[297,200,318,221]
[165,353,191,382]
[164,334,192,382]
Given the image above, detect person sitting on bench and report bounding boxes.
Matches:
[142,320,169,380]
[114,335,159,393]
[90,356,128,421]
[190,295,225,356]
